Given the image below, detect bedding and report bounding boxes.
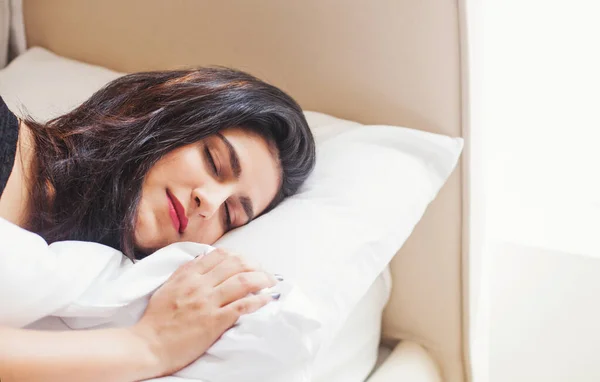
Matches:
[0,47,463,380]
[0,217,321,382]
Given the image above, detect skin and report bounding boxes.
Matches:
[0,121,283,381]
[0,120,34,226]
[135,127,281,253]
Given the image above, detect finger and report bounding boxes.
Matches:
[167,258,197,283]
[189,248,228,275]
[168,249,226,282]
[213,271,277,306]
[219,293,275,327]
[204,254,262,286]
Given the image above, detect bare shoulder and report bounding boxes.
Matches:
[0,119,34,227]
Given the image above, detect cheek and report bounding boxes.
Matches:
[134,166,173,251]
[184,218,225,245]
[144,146,207,190]
[163,148,207,185]
[133,189,159,249]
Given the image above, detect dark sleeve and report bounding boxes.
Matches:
[0,96,20,196]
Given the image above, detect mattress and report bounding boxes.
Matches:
[312,267,392,382]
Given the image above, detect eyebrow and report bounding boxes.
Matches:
[240,196,255,222]
[215,132,255,222]
[216,133,241,178]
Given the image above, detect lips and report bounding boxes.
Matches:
[166,190,189,234]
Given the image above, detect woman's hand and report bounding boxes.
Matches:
[129,248,278,376]
[0,249,278,382]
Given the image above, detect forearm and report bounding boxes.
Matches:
[0,325,162,382]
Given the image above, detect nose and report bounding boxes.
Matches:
[191,183,231,219]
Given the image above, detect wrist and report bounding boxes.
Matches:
[124,324,166,379]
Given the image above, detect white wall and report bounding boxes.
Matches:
[483,2,600,379]
[490,241,600,382]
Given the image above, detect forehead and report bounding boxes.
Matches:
[218,127,281,216]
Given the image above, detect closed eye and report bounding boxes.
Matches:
[204,144,232,230]
[223,202,232,231]
[204,145,218,176]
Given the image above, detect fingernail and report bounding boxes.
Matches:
[271,292,281,300]
[274,274,284,282]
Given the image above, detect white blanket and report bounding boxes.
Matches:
[0,218,322,382]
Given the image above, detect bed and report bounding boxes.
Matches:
[7,1,474,381]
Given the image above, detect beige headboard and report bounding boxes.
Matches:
[23,1,471,381]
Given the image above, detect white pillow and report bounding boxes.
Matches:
[0,47,463,376]
[312,269,392,382]
[0,47,122,119]
[217,115,463,350]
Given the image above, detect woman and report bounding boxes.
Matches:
[0,67,316,381]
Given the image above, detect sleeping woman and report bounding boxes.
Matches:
[0,68,316,381]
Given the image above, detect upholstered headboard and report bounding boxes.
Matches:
[22,1,471,381]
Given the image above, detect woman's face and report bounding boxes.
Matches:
[134,127,281,254]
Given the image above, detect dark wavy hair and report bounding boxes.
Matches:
[21,67,316,260]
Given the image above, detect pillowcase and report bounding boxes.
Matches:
[0,47,122,119]
[216,115,463,350]
[0,47,463,374]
